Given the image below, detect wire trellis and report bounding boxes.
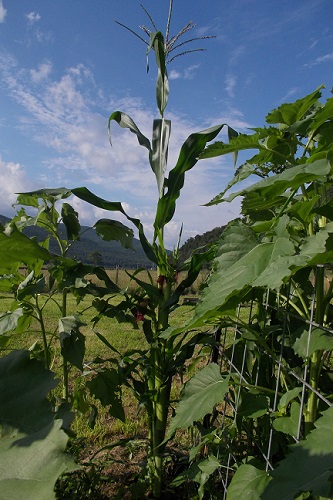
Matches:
[210,267,333,497]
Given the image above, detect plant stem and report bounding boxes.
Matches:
[62,289,69,400]
[35,295,50,369]
[148,279,172,497]
[304,265,325,435]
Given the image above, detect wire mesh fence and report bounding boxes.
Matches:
[208,267,333,496]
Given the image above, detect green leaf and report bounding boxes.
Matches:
[200,132,262,160]
[61,202,81,241]
[167,364,229,437]
[266,86,323,126]
[94,219,134,249]
[273,402,301,437]
[166,247,215,309]
[262,404,333,499]
[238,391,269,419]
[0,420,77,500]
[197,454,221,476]
[185,220,333,330]
[222,158,330,205]
[17,273,46,301]
[0,350,58,433]
[147,31,169,115]
[0,227,51,268]
[71,186,157,264]
[155,124,223,231]
[59,316,86,371]
[16,187,72,202]
[150,118,171,196]
[227,464,271,500]
[87,368,125,422]
[278,387,302,413]
[308,95,333,134]
[293,327,333,359]
[108,111,151,151]
[186,224,272,328]
[206,162,257,206]
[0,308,25,335]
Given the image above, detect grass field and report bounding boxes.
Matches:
[0,271,209,493]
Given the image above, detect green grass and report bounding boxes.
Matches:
[0,290,200,446]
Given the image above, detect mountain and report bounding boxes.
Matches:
[0,214,154,269]
[178,225,226,264]
[0,213,226,269]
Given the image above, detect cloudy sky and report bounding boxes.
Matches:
[0,0,332,247]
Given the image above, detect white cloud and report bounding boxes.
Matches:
[26,12,41,25]
[0,158,33,215]
[229,45,245,66]
[0,54,242,246]
[309,39,318,50]
[0,0,6,23]
[30,61,52,83]
[184,64,200,80]
[168,65,200,81]
[169,69,181,80]
[304,53,333,68]
[225,74,237,99]
[279,86,300,103]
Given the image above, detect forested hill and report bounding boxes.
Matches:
[0,214,153,269]
[178,225,226,263]
[0,214,225,269]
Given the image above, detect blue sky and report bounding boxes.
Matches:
[0,0,332,247]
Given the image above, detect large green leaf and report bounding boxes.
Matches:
[94,218,134,249]
[187,223,284,328]
[200,132,262,160]
[293,327,333,359]
[87,368,125,422]
[0,420,76,500]
[154,124,224,231]
[307,95,333,134]
[16,188,72,206]
[227,464,271,500]
[189,221,333,329]
[262,404,333,499]
[0,227,51,268]
[167,364,229,437]
[0,308,25,335]
[265,86,323,126]
[238,391,269,419]
[59,315,86,371]
[0,350,58,433]
[0,350,76,498]
[218,158,330,206]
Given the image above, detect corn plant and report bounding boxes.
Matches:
[37,4,238,497]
